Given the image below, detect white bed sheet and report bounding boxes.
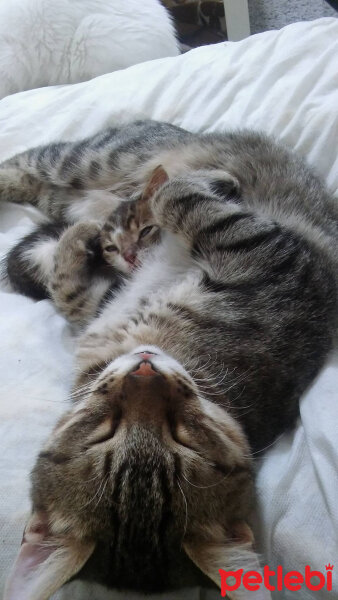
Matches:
[0,17,338,599]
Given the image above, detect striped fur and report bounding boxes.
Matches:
[2,120,338,596]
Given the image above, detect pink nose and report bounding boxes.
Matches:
[124,250,137,265]
[138,352,156,361]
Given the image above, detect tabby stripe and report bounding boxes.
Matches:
[201,272,269,294]
[64,286,87,302]
[174,193,206,228]
[89,160,102,179]
[198,212,252,236]
[202,273,233,293]
[90,128,118,150]
[38,451,71,464]
[58,140,89,180]
[70,177,84,189]
[111,460,128,568]
[157,464,172,560]
[272,244,302,276]
[167,301,220,330]
[37,146,52,180]
[216,227,281,252]
[173,453,182,479]
[103,451,112,479]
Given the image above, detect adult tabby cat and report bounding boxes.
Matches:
[2,120,337,600]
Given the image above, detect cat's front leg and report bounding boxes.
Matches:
[49,222,120,327]
[141,167,279,282]
[143,166,242,246]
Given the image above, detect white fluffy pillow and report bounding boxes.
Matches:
[0,0,179,99]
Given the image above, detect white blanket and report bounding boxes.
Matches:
[0,17,338,599]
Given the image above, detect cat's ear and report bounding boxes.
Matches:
[142,165,169,201]
[4,511,95,600]
[184,522,267,600]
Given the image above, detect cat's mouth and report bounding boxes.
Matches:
[129,351,160,377]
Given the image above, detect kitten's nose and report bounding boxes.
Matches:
[124,248,137,265]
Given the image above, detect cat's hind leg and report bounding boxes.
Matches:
[4,222,65,300]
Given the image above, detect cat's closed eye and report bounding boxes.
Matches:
[138,225,156,240]
[104,244,119,253]
[173,423,197,452]
[87,417,120,446]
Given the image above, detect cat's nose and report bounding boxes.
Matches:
[138,351,156,361]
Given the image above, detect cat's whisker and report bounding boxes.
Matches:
[176,477,188,544]
[81,470,105,486]
[244,433,284,459]
[93,475,110,510]
[80,473,110,510]
[216,386,248,407]
[180,469,233,489]
[193,376,226,389]
[194,372,249,396]
[191,366,240,389]
[197,387,227,397]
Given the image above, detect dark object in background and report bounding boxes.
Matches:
[161,0,227,47]
[324,0,338,10]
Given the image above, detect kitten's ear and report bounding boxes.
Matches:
[142,165,169,201]
[184,522,268,599]
[4,511,95,600]
[208,169,240,200]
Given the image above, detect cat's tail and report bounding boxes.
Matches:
[0,166,47,206]
[0,140,83,213]
[0,153,87,221]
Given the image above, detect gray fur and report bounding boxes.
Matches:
[1,120,337,596]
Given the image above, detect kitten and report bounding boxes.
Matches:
[4,197,161,323]
[100,199,161,273]
[1,120,338,599]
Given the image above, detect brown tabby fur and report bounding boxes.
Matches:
[1,120,337,600]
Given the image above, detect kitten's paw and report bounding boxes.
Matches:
[60,221,101,256]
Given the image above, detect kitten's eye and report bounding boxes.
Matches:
[138,225,154,240]
[104,244,119,253]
